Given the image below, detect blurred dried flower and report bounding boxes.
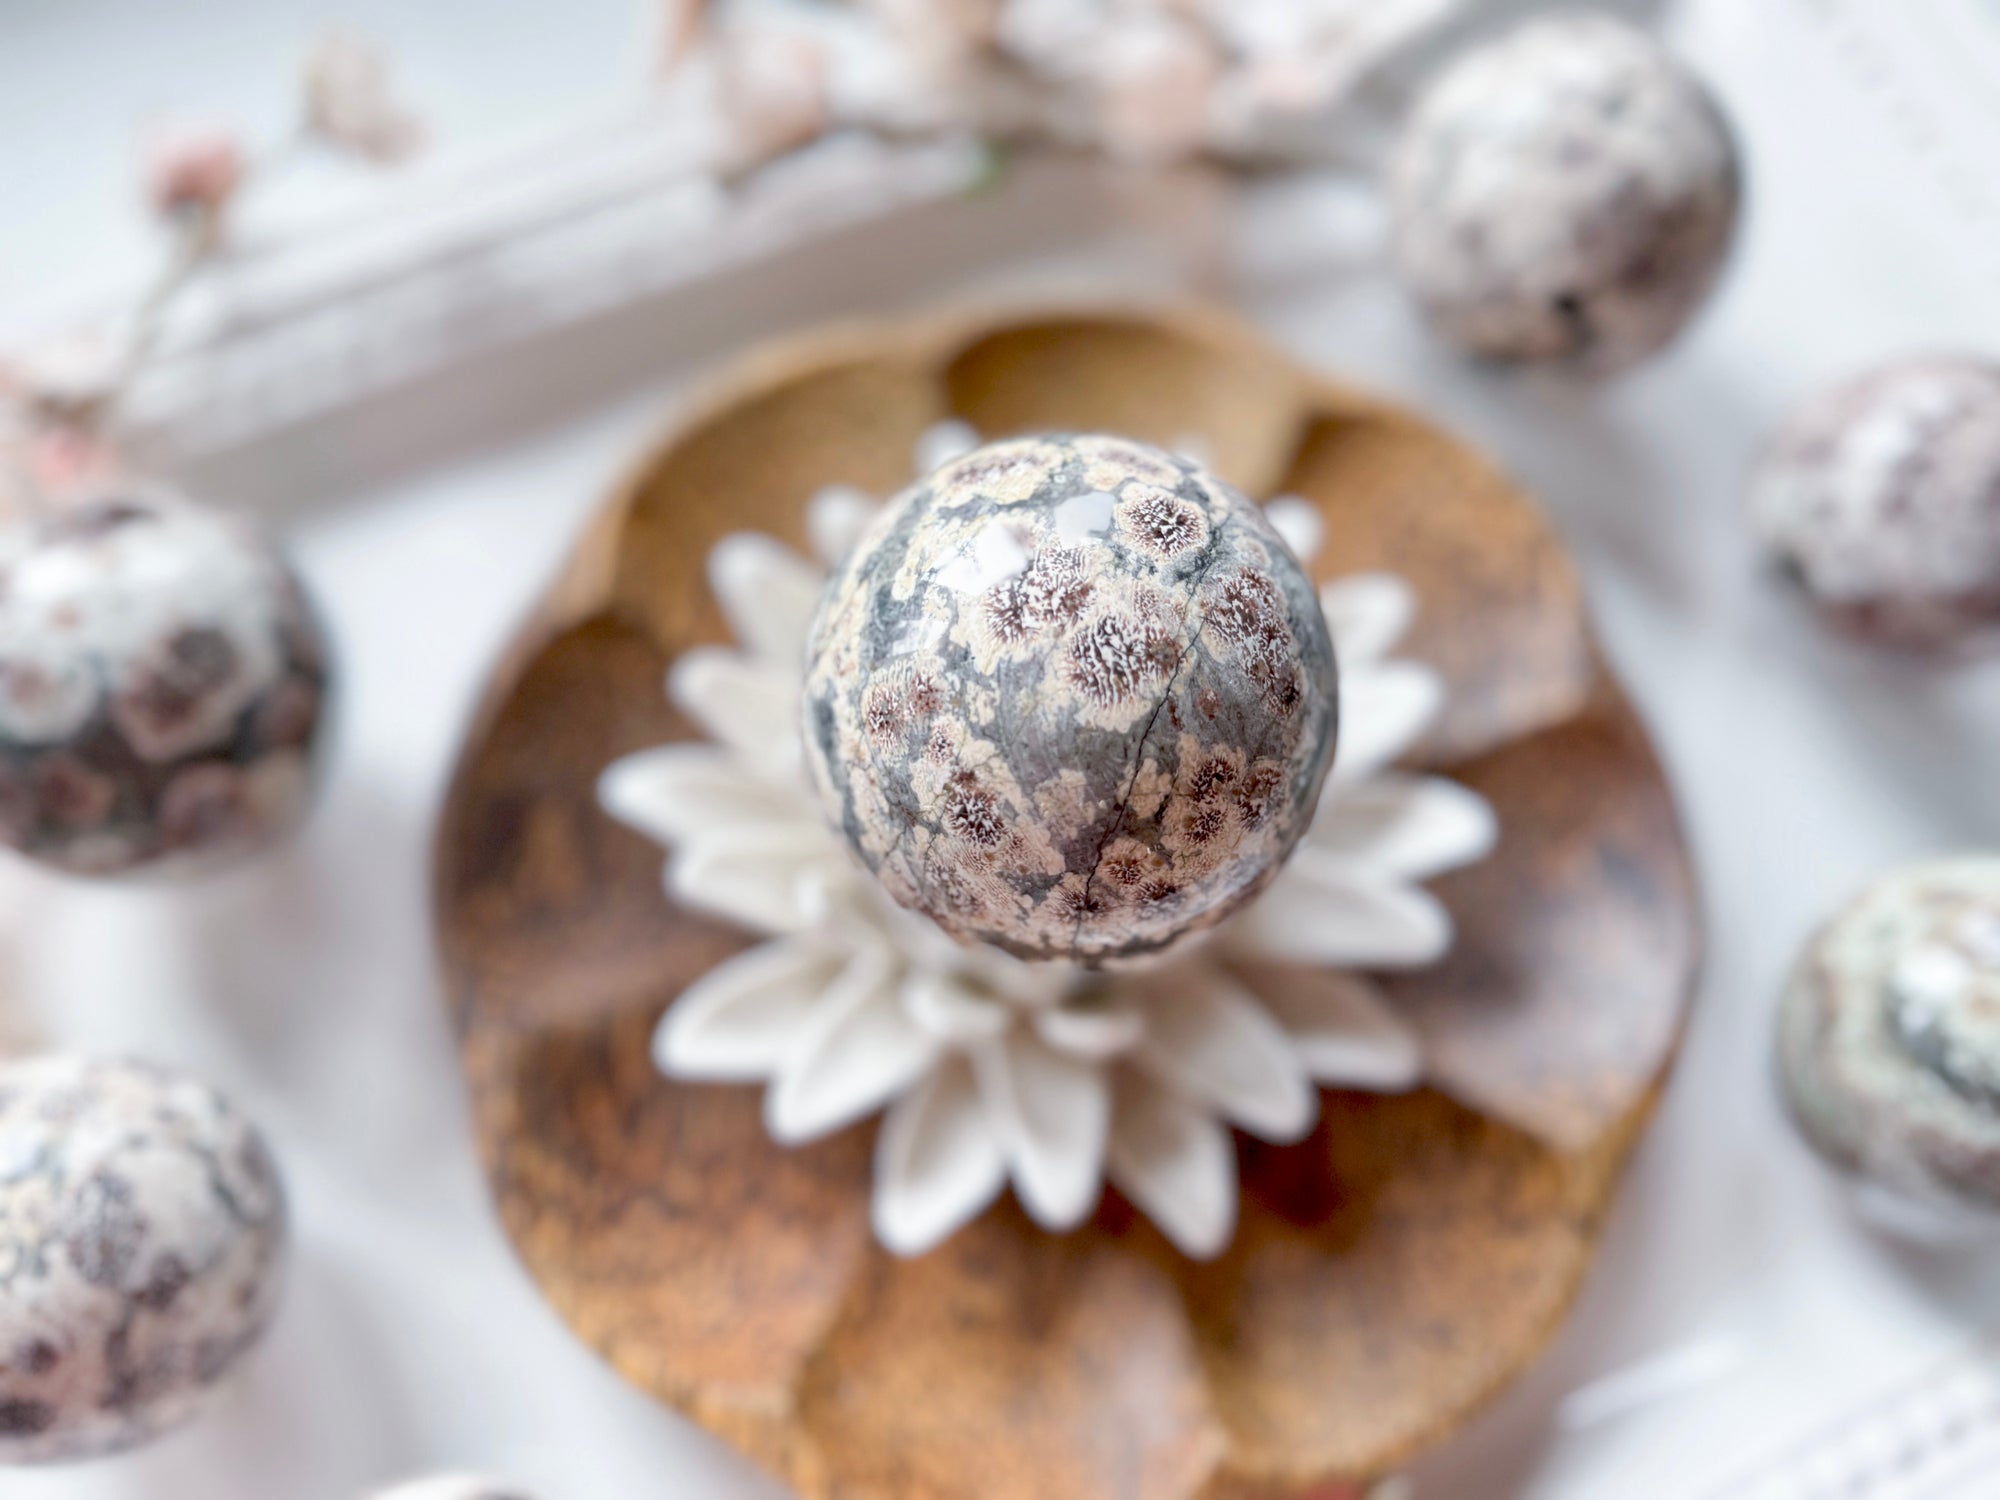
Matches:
[1092,14,1220,164]
[24,426,125,499]
[0,387,124,513]
[0,27,431,522]
[994,0,1106,79]
[0,334,129,512]
[302,32,424,163]
[142,123,247,223]
[714,19,832,173]
[862,0,1001,60]
[847,0,1011,134]
[661,0,1458,171]
[12,332,127,429]
[1210,0,1461,139]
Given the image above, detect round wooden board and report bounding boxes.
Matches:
[434,306,1701,1499]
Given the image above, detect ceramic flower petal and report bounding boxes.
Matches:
[913,419,979,475]
[1232,961,1423,1090]
[1263,495,1324,564]
[1322,573,1416,668]
[1134,964,1316,1144]
[667,647,801,773]
[1105,1070,1238,1261]
[707,532,828,667]
[873,1055,1007,1257]
[901,970,1011,1043]
[599,743,805,845]
[1309,770,1498,881]
[669,828,844,935]
[958,942,1082,1014]
[1031,995,1145,1059]
[805,485,883,569]
[972,1030,1111,1231]
[654,937,848,1080]
[1224,850,1452,969]
[1330,660,1443,783]
[768,947,940,1143]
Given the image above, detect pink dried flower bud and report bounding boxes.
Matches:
[28,427,126,500]
[714,23,832,172]
[863,0,1001,59]
[142,123,247,221]
[14,332,126,428]
[995,0,1103,77]
[1093,15,1221,164]
[302,31,424,163]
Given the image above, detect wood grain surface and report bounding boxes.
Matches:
[434,306,1701,1499]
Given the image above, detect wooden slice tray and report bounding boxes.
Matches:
[433,306,1700,1499]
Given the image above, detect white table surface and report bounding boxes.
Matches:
[7,2,2000,1497]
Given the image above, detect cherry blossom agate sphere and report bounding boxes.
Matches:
[1749,356,2000,649]
[1389,13,1740,374]
[0,1056,288,1463]
[1777,858,2000,1229]
[0,493,329,877]
[802,433,1338,965]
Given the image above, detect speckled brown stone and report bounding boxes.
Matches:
[802,433,1337,964]
[433,306,1701,1499]
[0,1055,287,1464]
[1749,356,2000,649]
[0,492,329,877]
[1389,13,1741,374]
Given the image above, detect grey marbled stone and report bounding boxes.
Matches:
[802,433,1338,965]
[1778,857,2000,1225]
[0,1055,287,1464]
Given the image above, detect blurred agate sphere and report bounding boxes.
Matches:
[1778,857,2000,1235]
[0,1055,287,1463]
[1389,12,1741,373]
[0,491,329,877]
[1749,355,2000,649]
[802,433,1338,965]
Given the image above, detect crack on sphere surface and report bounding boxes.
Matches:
[801,433,1338,965]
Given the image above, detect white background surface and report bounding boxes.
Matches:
[7,2,2000,1497]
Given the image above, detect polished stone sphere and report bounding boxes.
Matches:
[1749,355,2000,649]
[802,432,1338,965]
[0,492,329,877]
[1389,12,1741,374]
[1778,857,2000,1230]
[0,1055,288,1463]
